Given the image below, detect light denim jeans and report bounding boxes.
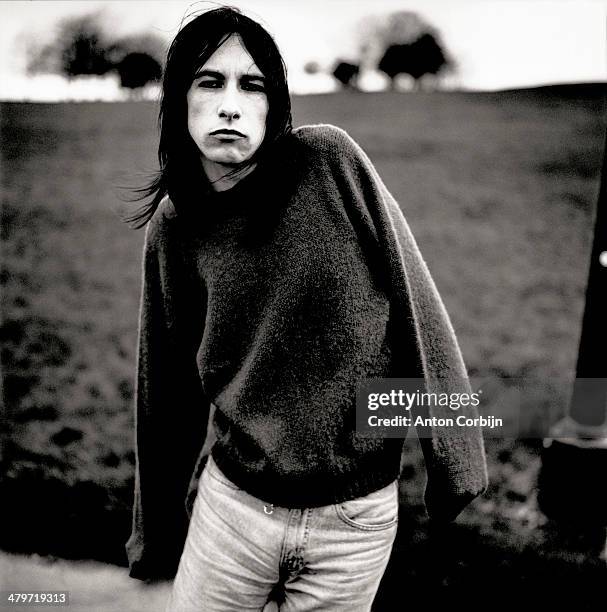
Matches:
[166,455,399,611]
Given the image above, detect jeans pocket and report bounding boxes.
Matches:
[205,456,243,491]
[335,481,399,531]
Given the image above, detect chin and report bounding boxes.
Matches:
[221,154,254,166]
[205,150,247,165]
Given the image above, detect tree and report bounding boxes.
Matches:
[105,33,166,70]
[378,45,413,86]
[378,32,449,90]
[27,12,113,78]
[358,11,453,90]
[116,52,162,90]
[26,12,166,92]
[303,61,322,76]
[357,10,427,67]
[378,10,428,45]
[332,61,360,90]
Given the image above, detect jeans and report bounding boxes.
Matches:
[166,455,398,611]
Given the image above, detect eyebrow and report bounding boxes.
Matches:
[194,69,266,82]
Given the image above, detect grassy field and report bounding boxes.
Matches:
[1,85,606,606]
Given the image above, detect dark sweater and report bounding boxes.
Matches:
[126,124,488,581]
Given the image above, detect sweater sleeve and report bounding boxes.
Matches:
[323,125,489,523]
[379,181,489,523]
[125,205,211,581]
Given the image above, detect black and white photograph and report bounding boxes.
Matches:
[1,0,606,610]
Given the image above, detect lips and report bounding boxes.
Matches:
[210,129,246,137]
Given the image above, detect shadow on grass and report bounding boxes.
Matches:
[0,470,132,567]
[373,514,606,609]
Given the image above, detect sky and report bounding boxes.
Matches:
[0,0,606,100]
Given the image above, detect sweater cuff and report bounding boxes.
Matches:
[424,487,479,524]
[423,470,488,524]
[126,532,182,582]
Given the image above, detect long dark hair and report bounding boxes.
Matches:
[124,6,293,228]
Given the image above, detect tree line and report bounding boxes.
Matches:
[329,11,454,91]
[27,10,453,93]
[26,13,165,92]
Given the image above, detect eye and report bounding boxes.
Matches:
[197,80,222,89]
[241,81,266,93]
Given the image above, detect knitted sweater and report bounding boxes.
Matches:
[125,124,488,581]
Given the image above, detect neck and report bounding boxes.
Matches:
[202,159,257,192]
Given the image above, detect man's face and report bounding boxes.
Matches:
[187,34,268,179]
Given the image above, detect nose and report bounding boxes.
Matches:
[218,85,242,121]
